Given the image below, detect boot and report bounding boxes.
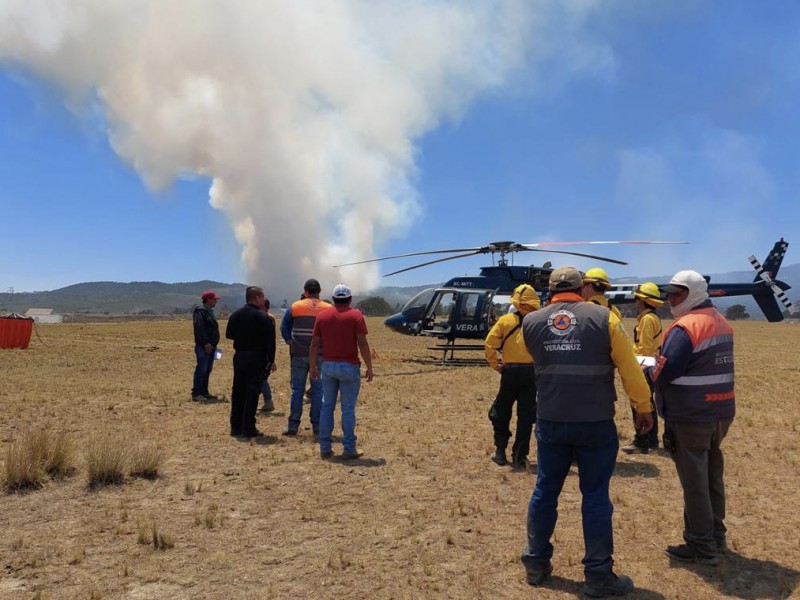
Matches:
[491,448,507,466]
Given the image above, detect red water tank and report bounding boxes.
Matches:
[0,316,34,349]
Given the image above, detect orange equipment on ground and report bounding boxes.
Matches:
[0,315,34,349]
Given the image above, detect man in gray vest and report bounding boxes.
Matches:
[520,266,653,597]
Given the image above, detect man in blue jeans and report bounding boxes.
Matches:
[191,290,221,402]
[309,283,373,460]
[521,266,653,597]
[280,279,331,436]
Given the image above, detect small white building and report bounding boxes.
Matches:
[25,308,64,324]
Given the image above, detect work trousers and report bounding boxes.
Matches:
[521,419,619,583]
[230,350,268,435]
[666,418,733,556]
[488,364,537,464]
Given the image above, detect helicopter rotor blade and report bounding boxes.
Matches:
[518,247,628,265]
[520,240,688,248]
[383,251,483,277]
[334,239,683,270]
[333,247,482,268]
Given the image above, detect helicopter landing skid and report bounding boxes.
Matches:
[427,343,486,366]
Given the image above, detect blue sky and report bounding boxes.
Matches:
[1,1,799,298]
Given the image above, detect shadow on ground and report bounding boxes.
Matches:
[669,550,800,599]
[327,456,386,468]
[236,435,280,446]
[517,462,661,478]
[535,574,668,599]
[614,462,660,478]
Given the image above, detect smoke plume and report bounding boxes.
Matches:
[0,1,603,298]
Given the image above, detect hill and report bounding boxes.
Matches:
[0,265,797,318]
[0,280,247,315]
[0,280,437,316]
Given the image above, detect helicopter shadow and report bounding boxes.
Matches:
[380,367,442,377]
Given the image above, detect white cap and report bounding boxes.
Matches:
[662,269,710,318]
[332,283,352,298]
[661,270,708,295]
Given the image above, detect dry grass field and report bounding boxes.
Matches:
[2,317,799,599]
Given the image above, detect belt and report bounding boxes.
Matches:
[503,363,534,368]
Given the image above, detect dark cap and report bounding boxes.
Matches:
[303,278,321,294]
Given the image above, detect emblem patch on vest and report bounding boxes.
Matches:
[547,310,577,337]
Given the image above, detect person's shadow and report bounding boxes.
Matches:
[236,435,280,446]
[539,574,668,599]
[669,550,800,599]
[327,456,386,468]
[194,395,228,405]
[613,462,660,478]
[534,462,661,478]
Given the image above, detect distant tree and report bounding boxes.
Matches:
[356,296,394,316]
[725,304,750,321]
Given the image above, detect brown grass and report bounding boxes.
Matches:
[0,318,799,599]
[128,441,166,479]
[84,430,128,487]
[3,429,75,490]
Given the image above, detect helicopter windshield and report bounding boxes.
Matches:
[401,288,436,311]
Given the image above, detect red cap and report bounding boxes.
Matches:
[201,290,221,300]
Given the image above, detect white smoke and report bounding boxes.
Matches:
[0,0,607,298]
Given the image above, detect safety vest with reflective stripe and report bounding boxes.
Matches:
[289,298,332,357]
[658,307,735,421]
[523,300,617,422]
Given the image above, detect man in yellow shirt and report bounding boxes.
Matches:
[484,284,540,469]
[622,282,663,454]
[582,267,622,319]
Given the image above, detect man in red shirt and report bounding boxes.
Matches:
[309,283,374,460]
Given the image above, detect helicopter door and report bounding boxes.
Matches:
[451,290,496,339]
[423,290,458,336]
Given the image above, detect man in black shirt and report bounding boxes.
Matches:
[225,286,276,438]
[191,290,221,402]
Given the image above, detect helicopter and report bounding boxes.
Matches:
[336,238,793,362]
[335,240,685,360]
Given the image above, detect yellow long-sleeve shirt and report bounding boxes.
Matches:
[633,309,662,357]
[607,308,652,415]
[484,312,532,370]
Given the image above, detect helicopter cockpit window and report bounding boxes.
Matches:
[461,293,480,320]
[402,288,436,311]
[436,293,457,318]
